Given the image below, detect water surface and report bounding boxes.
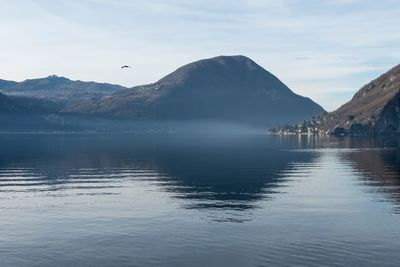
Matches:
[1,134,400,266]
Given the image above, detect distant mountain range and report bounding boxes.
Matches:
[0,75,125,105]
[2,55,399,135]
[0,55,324,131]
[273,63,400,136]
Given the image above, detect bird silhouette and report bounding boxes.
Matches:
[121,65,131,69]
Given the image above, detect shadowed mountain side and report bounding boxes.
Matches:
[63,56,324,126]
[376,91,400,136]
[0,92,27,113]
[0,92,60,114]
[0,92,68,131]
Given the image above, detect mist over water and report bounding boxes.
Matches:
[1,133,400,266]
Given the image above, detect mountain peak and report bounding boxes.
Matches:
[47,74,66,79]
[20,75,70,84]
[204,55,257,64]
[157,55,279,90]
[44,75,70,82]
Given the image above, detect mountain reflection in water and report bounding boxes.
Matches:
[1,134,400,267]
[0,134,318,212]
[341,147,400,213]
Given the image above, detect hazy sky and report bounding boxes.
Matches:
[1,0,400,111]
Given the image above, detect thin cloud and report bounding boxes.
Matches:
[0,0,399,110]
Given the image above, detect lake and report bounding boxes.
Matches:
[1,133,400,266]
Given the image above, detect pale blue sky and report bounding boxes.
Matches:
[1,0,400,110]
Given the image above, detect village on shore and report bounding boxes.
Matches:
[269,120,374,137]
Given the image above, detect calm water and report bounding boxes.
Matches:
[1,134,400,266]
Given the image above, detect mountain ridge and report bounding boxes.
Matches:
[0,75,127,104]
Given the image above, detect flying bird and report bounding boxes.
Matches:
[121,65,132,69]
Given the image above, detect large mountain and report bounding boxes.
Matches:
[0,75,126,104]
[64,55,324,126]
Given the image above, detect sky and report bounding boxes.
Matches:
[1,0,400,111]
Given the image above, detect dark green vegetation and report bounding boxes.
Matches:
[0,56,324,132]
[272,64,400,137]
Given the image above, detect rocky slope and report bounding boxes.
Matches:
[273,64,400,136]
[64,55,324,126]
[325,64,399,124]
